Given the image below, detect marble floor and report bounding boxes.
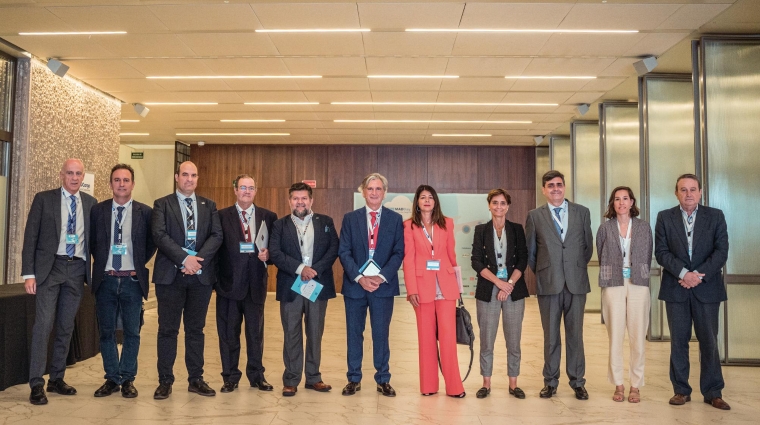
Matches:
[1,295,758,424]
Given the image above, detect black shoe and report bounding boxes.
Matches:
[510,387,526,399]
[188,380,216,397]
[47,379,77,395]
[153,383,172,400]
[94,380,120,397]
[540,385,557,398]
[377,383,396,397]
[252,380,274,391]
[342,381,361,396]
[221,382,238,393]
[29,385,48,405]
[476,387,490,399]
[573,386,589,400]
[121,381,138,398]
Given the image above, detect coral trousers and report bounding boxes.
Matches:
[414,299,465,395]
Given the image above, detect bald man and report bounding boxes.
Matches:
[22,159,97,405]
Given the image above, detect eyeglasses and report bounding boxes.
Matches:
[238,186,256,192]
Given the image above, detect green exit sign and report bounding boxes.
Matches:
[131,152,144,159]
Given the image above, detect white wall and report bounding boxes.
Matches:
[118,145,174,207]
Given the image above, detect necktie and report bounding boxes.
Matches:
[241,210,251,242]
[113,206,124,270]
[66,195,77,257]
[553,207,563,237]
[369,211,378,249]
[185,198,196,251]
[370,211,377,229]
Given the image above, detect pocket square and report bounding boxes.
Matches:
[325,226,329,232]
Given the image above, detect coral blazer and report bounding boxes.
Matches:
[402,217,460,304]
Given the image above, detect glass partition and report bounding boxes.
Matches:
[535,146,550,208]
[0,53,14,284]
[549,136,572,202]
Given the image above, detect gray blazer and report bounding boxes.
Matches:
[596,217,653,287]
[21,187,97,285]
[525,201,593,296]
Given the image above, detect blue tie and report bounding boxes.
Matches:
[66,195,77,257]
[553,207,563,237]
[185,198,196,251]
[113,206,124,271]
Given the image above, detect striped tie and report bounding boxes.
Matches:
[185,198,196,251]
[66,195,76,257]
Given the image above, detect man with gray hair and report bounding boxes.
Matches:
[338,173,405,397]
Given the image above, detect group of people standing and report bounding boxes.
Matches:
[21,159,730,411]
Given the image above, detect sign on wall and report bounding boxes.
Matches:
[80,172,95,196]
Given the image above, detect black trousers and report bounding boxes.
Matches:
[216,290,265,385]
[666,292,724,400]
[155,274,213,384]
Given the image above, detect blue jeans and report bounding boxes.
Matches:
[96,275,143,385]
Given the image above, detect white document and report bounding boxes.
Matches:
[360,259,382,277]
[453,266,464,293]
[255,221,269,251]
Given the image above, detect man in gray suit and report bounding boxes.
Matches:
[525,170,593,400]
[22,159,97,405]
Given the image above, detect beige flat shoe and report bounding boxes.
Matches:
[628,387,640,403]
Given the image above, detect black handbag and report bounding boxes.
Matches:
[455,297,475,381]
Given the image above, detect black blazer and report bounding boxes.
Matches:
[655,205,728,303]
[22,188,97,284]
[471,220,529,302]
[215,204,277,303]
[90,199,156,299]
[269,213,339,303]
[151,193,223,286]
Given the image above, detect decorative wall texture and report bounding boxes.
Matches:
[5,59,120,283]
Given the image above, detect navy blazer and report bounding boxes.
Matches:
[215,204,277,303]
[151,193,223,286]
[655,205,729,303]
[269,213,339,303]
[339,206,404,299]
[90,199,156,299]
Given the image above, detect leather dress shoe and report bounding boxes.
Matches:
[669,393,691,405]
[476,387,490,399]
[342,381,361,396]
[377,383,396,397]
[305,381,332,392]
[47,379,77,395]
[539,385,557,398]
[221,382,238,393]
[282,386,297,397]
[252,380,274,391]
[705,397,731,410]
[153,383,172,400]
[573,386,589,400]
[29,385,48,405]
[121,381,138,398]
[188,380,216,396]
[94,380,120,397]
[510,387,526,399]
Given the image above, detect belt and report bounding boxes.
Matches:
[55,254,84,262]
[106,270,136,277]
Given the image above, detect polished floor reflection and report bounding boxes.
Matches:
[1,295,758,424]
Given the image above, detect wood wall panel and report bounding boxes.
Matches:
[291,146,329,187]
[327,146,377,189]
[427,147,479,190]
[477,146,536,191]
[377,146,428,193]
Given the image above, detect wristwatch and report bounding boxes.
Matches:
[507,279,514,284]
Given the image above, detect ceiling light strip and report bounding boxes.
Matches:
[147,75,321,79]
[143,102,218,105]
[334,120,531,124]
[256,29,370,33]
[406,29,638,34]
[19,31,127,35]
[176,133,290,136]
[368,75,458,79]
[331,102,557,106]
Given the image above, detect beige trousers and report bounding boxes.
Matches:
[601,280,651,387]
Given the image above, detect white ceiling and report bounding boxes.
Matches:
[0,0,755,146]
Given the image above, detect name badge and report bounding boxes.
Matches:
[496,268,508,279]
[368,248,375,259]
[623,267,631,279]
[111,244,127,255]
[182,247,198,256]
[187,230,197,240]
[426,260,440,271]
[239,242,255,253]
[66,234,79,244]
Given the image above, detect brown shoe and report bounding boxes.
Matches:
[282,386,297,397]
[705,397,731,410]
[669,394,691,405]
[305,381,332,392]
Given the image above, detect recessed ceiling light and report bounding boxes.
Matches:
[255,29,370,33]
[432,134,492,137]
[147,75,321,79]
[19,31,127,35]
[143,102,218,105]
[176,133,290,136]
[120,120,140,122]
[220,119,286,122]
[368,75,458,79]
[119,133,149,136]
[244,102,319,105]
[505,76,596,79]
[331,102,557,106]
[406,29,638,34]
[334,120,531,124]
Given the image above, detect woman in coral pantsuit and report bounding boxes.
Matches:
[403,185,465,398]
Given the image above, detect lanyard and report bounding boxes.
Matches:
[63,191,77,231]
[493,226,506,268]
[291,214,313,248]
[617,218,632,266]
[367,213,379,250]
[112,200,132,243]
[238,207,254,241]
[422,224,434,256]
[682,210,696,257]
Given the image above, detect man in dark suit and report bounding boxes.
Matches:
[215,174,277,393]
[525,170,593,400]
[90,164,156,399]
[338,173,404,397]
[269,182,339,397]
[655,173,730,410]
[151,161,223,399]
[22,158,97,405]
